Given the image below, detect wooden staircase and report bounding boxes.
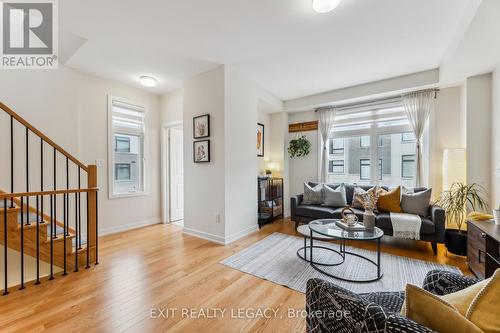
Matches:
[0,102,99,294]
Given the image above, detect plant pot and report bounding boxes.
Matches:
[445,229,467,256]
[363,210,375,230]
[494,209,500,225]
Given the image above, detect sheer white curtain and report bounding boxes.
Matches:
[402,90,435,187]
[318,108,336,183]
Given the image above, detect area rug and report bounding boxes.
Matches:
[220,232,461,294]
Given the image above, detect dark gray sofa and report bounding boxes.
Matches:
[290,182,445,254]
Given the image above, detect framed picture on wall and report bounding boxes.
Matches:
[193,114,210,139]
[257,123,265,157]
[193,140,210,163]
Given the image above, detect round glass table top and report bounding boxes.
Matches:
[308,219,384,241]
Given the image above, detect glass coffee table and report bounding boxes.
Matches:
[308,219,384,283]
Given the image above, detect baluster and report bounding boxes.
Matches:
[41,138,44,225]
[66,157,69,236]
[78,167,81,249]
[35,195,40,285]
[10,116,14,208]
[95,190,99,265]
[3,198,9,295]
[25,128,30,226]
[53,148,57,239]
[86,192,90,269]
[63,192,67,276]
[49,194,54,280]
[20,196,25,290]
[74,191,79,272]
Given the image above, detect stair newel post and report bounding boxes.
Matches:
[25,127,30,226]
[10,116,14,208]
[78,167,81,249]
[63,192,67,276]
[3,198,9,295]
[87,165,98,266]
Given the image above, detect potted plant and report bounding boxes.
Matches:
[265,168,272,177]
[438,182,488,256]
[288,136,311,158]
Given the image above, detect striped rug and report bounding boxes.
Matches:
[220,232,461,294]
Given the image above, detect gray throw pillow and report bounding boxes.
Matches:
[401,188,432,217]
[302,182,323,205]
[322,184,347,207]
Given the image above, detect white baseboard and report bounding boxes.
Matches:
[182,227,226,244]
[182,224,259,245]
[225,225,259,244]
[99,218,162,236]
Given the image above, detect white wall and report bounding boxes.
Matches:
[161,89,183,124]
[465,74,492,206]
[430,86,465,197]
[182,66,226,242]
[257,109,271,173]
[0,65,162,235]
[269,112,290,216]
[493,66,500,207]
[288,111,319,198]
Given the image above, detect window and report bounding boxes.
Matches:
[360,159,370,180]
[329,160,344,174]
[108,96,146,198]
[325,101,421,187]
[378,159,382,180]
[402,155,416,178]
[115,136,131,153]
[115,163,131,180]
[402,132,416,142]
[360,136,370,148]
[329,138,344,155]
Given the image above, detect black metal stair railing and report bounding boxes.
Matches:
[1,101,98,295]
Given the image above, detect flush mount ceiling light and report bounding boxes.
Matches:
[140,76,157,87]
[312,0,341,13]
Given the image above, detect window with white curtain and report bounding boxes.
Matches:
[326,99,418,187]
[108,96,147,198]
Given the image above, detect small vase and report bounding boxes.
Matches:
[494,209,500,225]
[363,210,375,230]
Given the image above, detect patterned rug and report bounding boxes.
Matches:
[220,232,461,294]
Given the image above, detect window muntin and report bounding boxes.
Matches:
[108,97,146,198]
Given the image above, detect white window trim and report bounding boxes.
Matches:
[107,95,149,199]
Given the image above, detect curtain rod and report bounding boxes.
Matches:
[315,88,439,112]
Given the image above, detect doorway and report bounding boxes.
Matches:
[161,122,184,224]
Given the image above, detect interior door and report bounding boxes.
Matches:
[169,127,184,222]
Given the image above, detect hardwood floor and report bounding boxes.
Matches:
[0,219,469,333]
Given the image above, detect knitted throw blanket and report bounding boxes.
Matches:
[390,212,422,240]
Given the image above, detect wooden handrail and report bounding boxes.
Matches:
[0,188,98,200]
[0,102,88,172]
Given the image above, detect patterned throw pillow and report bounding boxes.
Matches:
[302,183,323,205]
[351,186,379,210]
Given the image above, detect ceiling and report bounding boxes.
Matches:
[61,0,473,100]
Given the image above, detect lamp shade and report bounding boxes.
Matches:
[442,148,466,191]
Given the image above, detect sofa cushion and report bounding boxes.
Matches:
[302,182,323,205]
[401,188,432,217]
[307,182,389,206]
[378,186,403,213]
[376,213,435,234]
[295,205,336,219]
[352,186,379,210]
[322,183,347,207]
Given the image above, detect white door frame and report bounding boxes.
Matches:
[161,121,183,224]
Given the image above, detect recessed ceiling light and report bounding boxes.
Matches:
[140,76,157,87]
[312,0,341,13]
